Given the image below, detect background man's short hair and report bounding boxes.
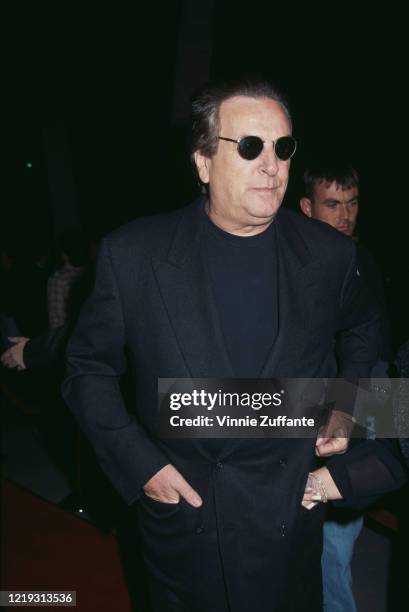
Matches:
[303,162,359,199]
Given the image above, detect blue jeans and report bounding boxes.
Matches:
[322,514,363,612]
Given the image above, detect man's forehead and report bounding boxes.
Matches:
[218,95,289,131]
[314,180,359,197]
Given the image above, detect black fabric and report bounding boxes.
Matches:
[23,267,94,370]
[5,262,49,336]
[148,572,229,612]
[327,438,406,510]
[356,243,393,362]
[201,213,278,456]
[24,324,71,369]
[203,213,278,378]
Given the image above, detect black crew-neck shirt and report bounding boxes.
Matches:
[203,212,278,378]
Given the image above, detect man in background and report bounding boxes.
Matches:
[300,161,393,612]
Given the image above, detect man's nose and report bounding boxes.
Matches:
[259,144,279,175]
[339,204,350,219]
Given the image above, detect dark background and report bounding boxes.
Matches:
[5,2,408,338]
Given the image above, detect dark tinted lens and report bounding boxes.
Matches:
[274,136,296,161]
[237,136,264,160]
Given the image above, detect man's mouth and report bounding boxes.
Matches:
[253,186,278,191]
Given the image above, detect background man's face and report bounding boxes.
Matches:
[300,181,359,236]
[194,96,292,233]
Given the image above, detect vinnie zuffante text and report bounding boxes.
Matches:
[167,389,315,429]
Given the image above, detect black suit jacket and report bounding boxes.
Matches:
[62,201,381,611]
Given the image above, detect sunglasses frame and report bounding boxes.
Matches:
[218,135,297,161]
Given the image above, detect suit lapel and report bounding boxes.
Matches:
[152,201,234,379]
[259,210,316,378]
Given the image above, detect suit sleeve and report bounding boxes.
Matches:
[326,438,407,510]
[324,249,407,507]
[61,239,169,505]
[337,247,381,378]
[326,248,382,416]
[24,324,70,369]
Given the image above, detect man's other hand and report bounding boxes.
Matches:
[0,337,29,371]
[143,464,203,507]
[315,409,355,457]
[302,466,342,508]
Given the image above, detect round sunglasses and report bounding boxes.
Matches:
[218,135,297,161]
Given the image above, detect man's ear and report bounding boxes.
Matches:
[194,151,211,184]
[300,197,313,218]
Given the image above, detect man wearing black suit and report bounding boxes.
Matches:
[62,79,403,611]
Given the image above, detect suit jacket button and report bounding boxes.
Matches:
[280,523,287,537]
[216,462,223,470]
[279,458,287,467]
[196,526,204,534]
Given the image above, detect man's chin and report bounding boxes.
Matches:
[247,197,282,220]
